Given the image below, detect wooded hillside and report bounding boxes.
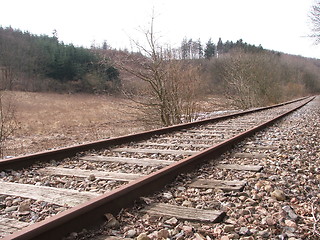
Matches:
[0,27,120,93]
[0,26,319,106]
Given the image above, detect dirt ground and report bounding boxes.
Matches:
[2,91,231,158]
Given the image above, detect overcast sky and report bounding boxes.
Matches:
[1,0,319,59]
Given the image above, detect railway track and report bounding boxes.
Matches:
[0,96,315,239]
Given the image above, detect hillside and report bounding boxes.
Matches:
[1,26,319,97]
[0,27,120,93]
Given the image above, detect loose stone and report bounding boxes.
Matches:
[285,219,297,228]
[5,200,13,207]
[239,227,251,236]
[87,174,96,181]
[104,213,120,229]
[220,236,230,240]
[193,233,205,240]
[282,205,298,221]
[264,216,276,226]
[182,225,193,233]
[271,189,286,201]
[223,225,235,233]
[257,230,270,238]
[163,192,173,200]
[137,233,151,240]
[182,200,193,207]
[165,217,178,225]
[157,229,170,238]
[125,229,137,238]
[5,206,18,212]
[18,200,31,212]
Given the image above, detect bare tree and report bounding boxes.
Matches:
[0,91,17,157]
[219,50,283,109]
[310,0,320,44]
[114,17,203,126]
[0,65,16,91]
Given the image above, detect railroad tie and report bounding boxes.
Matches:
[0,217,30,238]
[112,147,198,156]
[141,203,226,223]
[232,152,267,159]
[0,181,99,207]
[189,179,247,192]
[38,167,144,182]
[216,164,263,172]
[243,144,279,151]
[79,155,174,166]
[159,137,221,144]
[135,142,212,149]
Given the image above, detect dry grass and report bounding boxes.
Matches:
[4,91,143,157]
[2,91,230,158]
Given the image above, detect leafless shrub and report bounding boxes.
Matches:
[0,67,15,90]
[114,17,203,126]
[279,54,320,95]
[0,91,17,157]
[217,50,283,109]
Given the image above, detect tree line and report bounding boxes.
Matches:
[180,37,264,59]
[0,26,120,93]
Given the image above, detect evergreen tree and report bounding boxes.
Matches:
[197,39,203,58]
[0,26,120,92]
[102,40,108,50]
[217,37,224,56]
[204,38,216,59]
[188,39,193,58]
[181,38,190,59]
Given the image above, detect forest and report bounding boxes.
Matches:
[0,27,120,93]
[0,26,320,114]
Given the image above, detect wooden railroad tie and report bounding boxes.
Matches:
[112,147,198,156]
[243,144,279,151]
[232,152,267,159]
[0,181,99,207]
[179,131,237,136]
[189,179,247,192]
[159,137,220,144]
[216,164,263,172]
[175,132,234,140]
[135,142,212,149]
[80,155,174,166]
[38,167,144,182]
[141,203,226,223]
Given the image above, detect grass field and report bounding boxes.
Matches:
[3,91,230,158]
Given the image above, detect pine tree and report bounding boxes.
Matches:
[102,40,108,50]
[204,38,216,59]
[217,37,223,57]
[181,38,190,59]
[196,39,203,59]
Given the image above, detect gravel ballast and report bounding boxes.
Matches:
[82,97,319,240]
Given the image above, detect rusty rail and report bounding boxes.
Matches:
[0,96,310,170]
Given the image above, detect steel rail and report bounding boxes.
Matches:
[3,97,314,240]
[0,96,310,170]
